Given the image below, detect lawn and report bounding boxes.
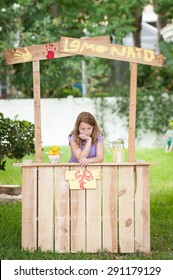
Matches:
[0,147,173,260]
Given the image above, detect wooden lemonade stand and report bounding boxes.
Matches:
[4,36,165,253]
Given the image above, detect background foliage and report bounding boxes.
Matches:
[1,0,173,136]
[0,113,35,170]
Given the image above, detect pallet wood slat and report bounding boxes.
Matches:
[33,60,42,163]
[128,62,138,162]
[119,166,135,253]
[14,162,156,167]
[22,167,37,250]
[54,166,70,252]
[102,166,118,252]
[135,166,150,252]
[86,166,102,252]
[70,166,86,252]
[38,167,54,251]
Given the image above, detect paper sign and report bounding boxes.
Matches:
[65,169,100,190]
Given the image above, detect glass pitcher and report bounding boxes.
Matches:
[111,138,125,163]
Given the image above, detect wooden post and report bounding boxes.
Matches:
[128,62,138,162]
[33,60,42,162]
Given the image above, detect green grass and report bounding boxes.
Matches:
[0,146,71,186]
[0,147,173,260]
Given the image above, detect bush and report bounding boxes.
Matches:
[87,92,110,98]
[53,86,82,98]
[0,113,35,170]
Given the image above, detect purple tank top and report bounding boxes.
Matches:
[68,133,103,163]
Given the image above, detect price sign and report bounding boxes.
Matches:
[65,169,100,190]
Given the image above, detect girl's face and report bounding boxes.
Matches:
[79,122,93,136]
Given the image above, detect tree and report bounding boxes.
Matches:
[102,0,173,136]
[1,0,100,98]
[0,1,22,98]
[1,0,145,98]
[1,0,173,137]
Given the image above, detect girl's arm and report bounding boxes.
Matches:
[69,136,92,160]
[79,141,104,166]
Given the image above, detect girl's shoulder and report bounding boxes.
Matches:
[97,132,104,142]
[68,134,75,142]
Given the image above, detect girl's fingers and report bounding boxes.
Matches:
[79,158,88,166]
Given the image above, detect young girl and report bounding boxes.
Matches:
[68,112,104,166]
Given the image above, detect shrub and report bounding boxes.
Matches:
[87,92,110,98]
[53,86,82,98]
[0,113,35,170]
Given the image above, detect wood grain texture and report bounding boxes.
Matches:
[22,167,37,250]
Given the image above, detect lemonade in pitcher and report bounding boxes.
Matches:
[111,138,125,162]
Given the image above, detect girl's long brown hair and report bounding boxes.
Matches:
[69,112,102,147]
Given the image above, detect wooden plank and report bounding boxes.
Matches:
[86,166,102,252]
[135,166,150,252]
[119,166,134,253]
[60,37,166,67]
[54,166,70,252]
[102,166,118,252]
[128,62,137,162]
[0,185,21,195]
[70,166,86,252]
[33,61,42,162]
[22,167,37,250]
[38,167,54,251]
[4,36,110,65]
[14,162,155,167]
[4,42,60,65]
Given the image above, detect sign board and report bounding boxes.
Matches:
[59,36,166,67]
[4,36,110,65]
[65,169,101,190]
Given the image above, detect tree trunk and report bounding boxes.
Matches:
[156,14,167,54]
[132,15,142,48]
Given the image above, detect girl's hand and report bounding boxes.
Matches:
[79,157,90,166]
[79,134,91,141]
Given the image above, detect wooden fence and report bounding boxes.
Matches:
[21,163,150,253]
